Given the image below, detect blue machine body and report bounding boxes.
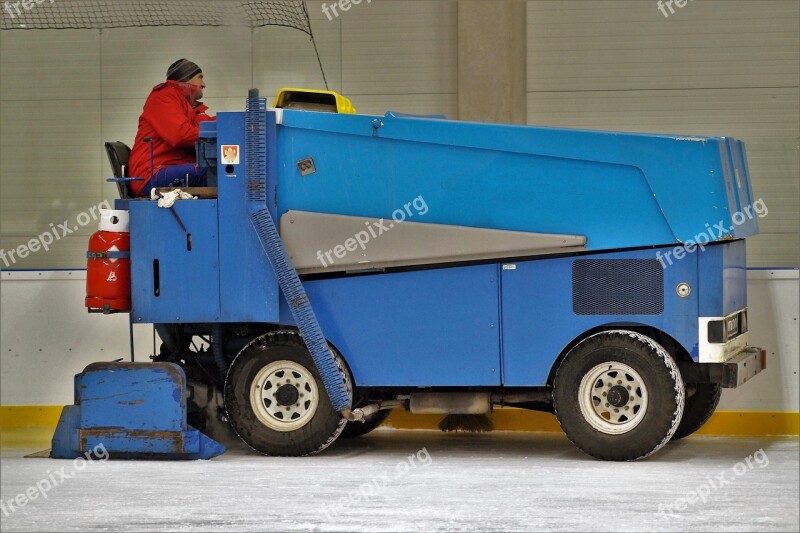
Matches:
[274,111,758,248]
[125,104,756,388]
[275,240,745,387]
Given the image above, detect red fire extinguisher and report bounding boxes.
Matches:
[85,209,131,312]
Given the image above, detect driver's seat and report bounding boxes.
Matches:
[104,141,133,199]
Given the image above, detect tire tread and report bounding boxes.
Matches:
[553,329,685,461]
[224,330,351,457]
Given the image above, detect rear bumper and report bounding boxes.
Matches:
[695,307,766,388]
[699,309,749,363]
[721,346,766,388]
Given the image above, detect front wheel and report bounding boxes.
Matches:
[553,330,685,461]
[224,331,351,456]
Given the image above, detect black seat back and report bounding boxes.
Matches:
[104,141,132,199]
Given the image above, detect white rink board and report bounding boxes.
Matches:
[0,270,155,405]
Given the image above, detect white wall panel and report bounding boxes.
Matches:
[0,234,94,271]
[341,0,457,96]
[99,98,142,200]
[720,270,800,411]
[253,2,342,96]
[746,234,800,269]
[0,271,156,406]
[0,99,102,197]
[353,93,457,118]
[527,88,800,139]
[0,29,100,101]
[100,99,139,150]
[203,96,267,114]
[527,0,799,92]
[100,27,253,101]
[253,26,332,97]
[0,100,104,269]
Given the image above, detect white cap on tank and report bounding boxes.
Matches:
[98,209,130,233]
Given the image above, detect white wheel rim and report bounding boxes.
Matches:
[579,361,649,435]
[250,360,319,432]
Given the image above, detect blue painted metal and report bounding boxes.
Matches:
[184,109,760,325]
[129,200,221,324]
[274,111,758,249]
[51,362,224,460]
[698,239,747,317]
[197,121,218,187]
[245,91,351,413]
[215,110,279,323]
[501,245,701,386]
[272,244,706,388]
[279,264,502,387]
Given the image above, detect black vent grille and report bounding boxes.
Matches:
[572,259,664,315]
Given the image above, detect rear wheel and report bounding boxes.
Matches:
[553,330,685,461]
[224,331,351,456]
[339,409,392,439]
[671,383,721,440]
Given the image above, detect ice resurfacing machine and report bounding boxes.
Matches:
[53,88,766,461]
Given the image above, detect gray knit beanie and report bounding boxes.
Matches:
[166,59,202,82]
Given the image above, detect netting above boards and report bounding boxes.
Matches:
[1,0,312,32]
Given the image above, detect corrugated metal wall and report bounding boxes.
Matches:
[527,0,800,267]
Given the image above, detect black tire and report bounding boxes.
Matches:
[552,330,685,461]
[339,409,392,439]
[224,331,351,456]
[671,383,721,441]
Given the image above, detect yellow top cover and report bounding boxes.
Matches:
[274,88,357,114]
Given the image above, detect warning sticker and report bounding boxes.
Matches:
[221,145,240,165]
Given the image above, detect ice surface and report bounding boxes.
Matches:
[1,430,797,532]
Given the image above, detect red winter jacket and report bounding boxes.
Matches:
[128,81,216,196]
